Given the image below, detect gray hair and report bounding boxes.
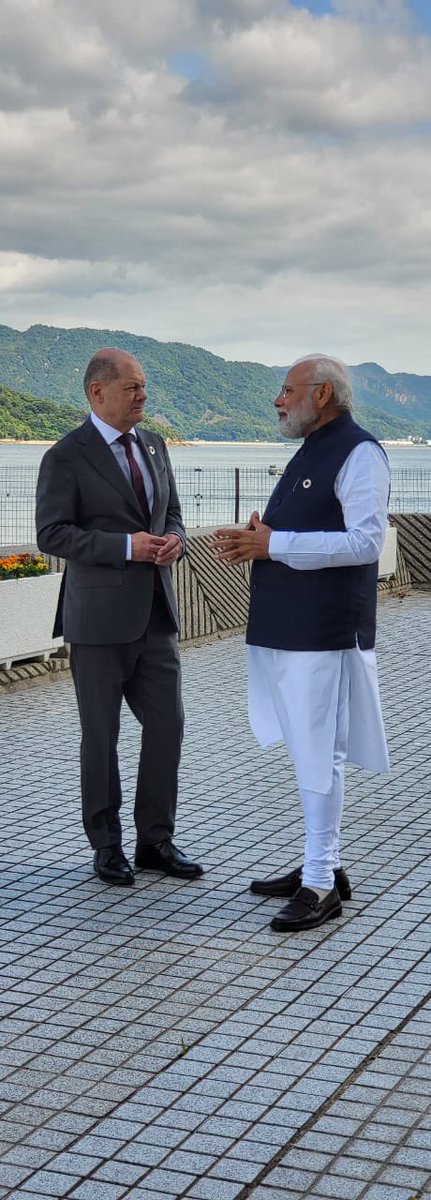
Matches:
[83,353,120,400]
[293,354,353,412]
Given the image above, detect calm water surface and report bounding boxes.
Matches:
[2,441,431,471]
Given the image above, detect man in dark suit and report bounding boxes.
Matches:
[36,347,203,886]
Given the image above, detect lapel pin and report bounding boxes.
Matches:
[148,445,156,455]
[303,478,312,489]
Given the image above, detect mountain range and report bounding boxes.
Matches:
[0,323,430,442]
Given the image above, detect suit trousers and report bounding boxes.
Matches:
[70,591,184,849]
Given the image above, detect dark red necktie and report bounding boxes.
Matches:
[118,433,150,525]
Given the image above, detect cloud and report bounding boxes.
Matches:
[332,0,414,32]
[0,0,431,372]
[197,7,431,133]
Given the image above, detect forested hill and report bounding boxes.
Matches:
[0,384,178,442]
[0,323,430,441]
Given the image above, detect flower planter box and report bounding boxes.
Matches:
[0,573,64,669]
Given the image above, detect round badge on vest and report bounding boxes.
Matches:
[148,445,156,455]
[303,478,312,488]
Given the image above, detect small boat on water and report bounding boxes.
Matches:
[268,463,283,476]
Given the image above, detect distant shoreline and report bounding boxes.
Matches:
[0,437,285,446]
[0,439,56,445]
[1,438,430,448]
[0,437,283,447]
[187,438,431,447]
[184,440,284,447]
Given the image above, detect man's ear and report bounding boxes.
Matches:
[89,380,103,406]
[317,381,334,410]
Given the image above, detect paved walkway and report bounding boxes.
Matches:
[0,589,431,1200]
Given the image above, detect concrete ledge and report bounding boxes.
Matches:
[378,518,411,595]
[173,530,251,640]
[391,513,431,584]
[0,653,70,692]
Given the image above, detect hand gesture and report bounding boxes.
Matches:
[213,515,271,564]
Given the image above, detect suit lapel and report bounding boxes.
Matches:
[77,418,144,519]
[136,428,162,518]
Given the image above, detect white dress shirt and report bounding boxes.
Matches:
[248,441,391,792]
[91,412,154,560]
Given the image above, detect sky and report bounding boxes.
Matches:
[1,0,431,373]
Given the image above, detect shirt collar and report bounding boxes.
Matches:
[91,412,137,445]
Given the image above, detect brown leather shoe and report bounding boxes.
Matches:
[94,847,135,886]
[271,886,342,932]
[250,865,351,901]
[135,838,203,880]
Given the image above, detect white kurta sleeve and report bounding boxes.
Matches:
[269,440,390,570]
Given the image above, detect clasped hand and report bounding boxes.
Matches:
[214,511,271,563]
[131,532,182,565]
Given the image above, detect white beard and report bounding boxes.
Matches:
[278,393,318,440]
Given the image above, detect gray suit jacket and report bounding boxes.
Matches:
[36,418,186,644]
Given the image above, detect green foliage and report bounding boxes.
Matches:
[0,382,179,442]
[0,325,430,441]
[0,383,87,439]
[352,400,428,442]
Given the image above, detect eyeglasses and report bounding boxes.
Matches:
[279,381,322,398]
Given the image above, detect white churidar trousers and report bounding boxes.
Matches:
[300,653,349,889]
[248,645,389,890]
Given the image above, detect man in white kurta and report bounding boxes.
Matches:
[215,355,390,933]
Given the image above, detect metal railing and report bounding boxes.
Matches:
[1,465,431,546]
[388,468,431,514]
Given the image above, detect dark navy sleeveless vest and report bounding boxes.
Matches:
[246,412,388,652]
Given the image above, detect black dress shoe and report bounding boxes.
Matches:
[94,846,135,886]
[135,838,203,880]
[251,864,351,901]
[270,886,342,932]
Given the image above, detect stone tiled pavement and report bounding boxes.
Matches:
[0,588,430,1200]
